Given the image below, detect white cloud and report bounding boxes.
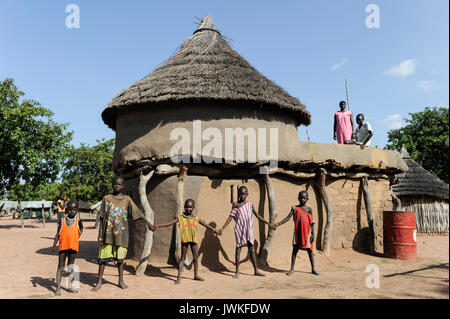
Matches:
[431,69,440,76]
[382,59,416,78]
[417,80,440,92]
[382,114,404,130]
[329,58,348,71]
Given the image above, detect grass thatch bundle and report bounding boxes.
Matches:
[400,197,449,234]
[393,147,449,234]
[102,14,311,130]
[392,147,449,200]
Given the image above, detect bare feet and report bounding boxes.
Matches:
[254,271,265,277]
[194,275,205,281]
[91,282,102,292]
[233,272,240,279]
[118,281,128,289]
[286,269,295,276]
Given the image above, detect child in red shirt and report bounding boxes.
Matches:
[274,191,319,275]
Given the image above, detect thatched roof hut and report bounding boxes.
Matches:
[102,14,310,131]
[392,147,449,233]
[100,15,408,267]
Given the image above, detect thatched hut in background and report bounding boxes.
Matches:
[101,15,407,272]
[392,147,449,234]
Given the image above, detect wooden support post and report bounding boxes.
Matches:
[136,167,155,276]
[361,176,375,255]
[42,203,45,228]
[391,191,401,211]
[316,169,335,256]
[230,185,234,204]
[259,168,277,266]
[175,166,188,265]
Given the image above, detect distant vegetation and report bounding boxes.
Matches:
[1,78,114,203]
[385,107,449,183]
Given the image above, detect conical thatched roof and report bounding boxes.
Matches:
[102,15,311,130]
[392,147,449,200]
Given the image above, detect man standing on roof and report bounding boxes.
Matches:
[345,114,373,148]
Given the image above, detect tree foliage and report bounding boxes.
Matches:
[0,78,72,198]
[385,107,449,183]
[60,138,115,203]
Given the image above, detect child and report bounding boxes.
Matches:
[217,186,275,278]
[154,199,217,284]
[274,190,319,275]
[345,113,373,148]
[333,100,354,144]
[56,193,66,223]
[91,176,154,291]
[52,200,84,296]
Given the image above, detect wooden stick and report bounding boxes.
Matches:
[175,166,188,265]
[345,78,350,110]
[230,185,234,204]
[361,176,375,254]
[136,168,155,276]
[316,169,335,256]
[18,198,23,229]
[259,169,277,265]
[42,203,45,228]
[391,191,401,211]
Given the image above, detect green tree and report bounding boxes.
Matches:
[385,107,449,183]
[0,78,72,198]
[60,138,115,203]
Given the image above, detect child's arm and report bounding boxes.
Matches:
[138,215,156,231]
[51,219,61,254]
[333,114,337,140]
[97,217,104,244]
[350,113,354,133]
[217,216,233,235]
[79,219,84,235]
[199,219,216,232]
[154,217,178,230]
[306,207,315,243]
[274,207,295,228]
[252,206,276,230]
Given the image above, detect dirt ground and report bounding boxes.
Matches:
[0,216,448,299]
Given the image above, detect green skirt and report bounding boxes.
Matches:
[98,244,127,264]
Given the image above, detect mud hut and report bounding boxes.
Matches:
[101,15,407,273]
[392,147,449,234]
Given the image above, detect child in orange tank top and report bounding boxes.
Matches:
[52,200,84,296]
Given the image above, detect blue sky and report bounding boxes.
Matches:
[0,0,448,149]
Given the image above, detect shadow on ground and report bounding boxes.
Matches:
[35,240,99,264]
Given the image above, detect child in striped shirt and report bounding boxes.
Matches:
[217,186,276,278]
[154,199,218,284]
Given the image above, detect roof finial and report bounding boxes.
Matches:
[400,145,411,158]
[193,14,221,35]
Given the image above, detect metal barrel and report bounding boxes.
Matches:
[383,211,417,260]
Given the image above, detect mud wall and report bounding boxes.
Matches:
[124,174,393,268]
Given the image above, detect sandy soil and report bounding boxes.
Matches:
[0,216,448,299]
